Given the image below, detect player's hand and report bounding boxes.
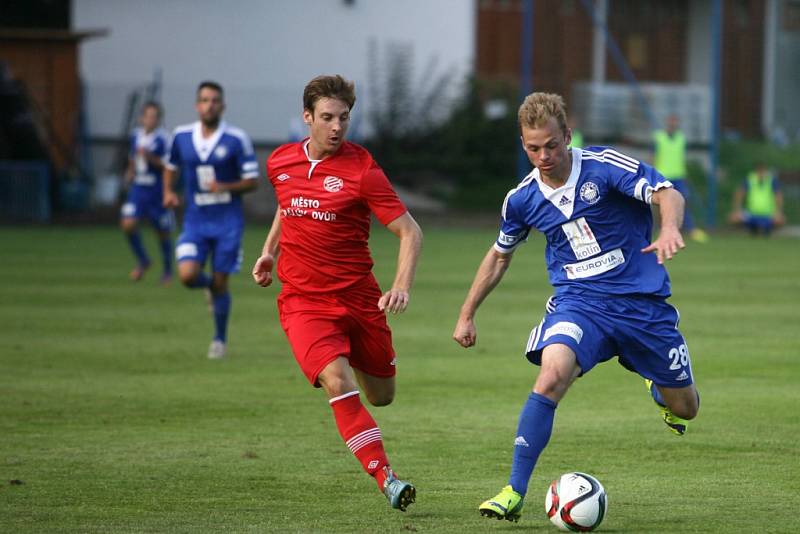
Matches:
[378,288,409,314]
[208,180,224,193]
[453,317,477,348]
[641,225,684,265]
[252,254,275,287]
[163,190,180,208]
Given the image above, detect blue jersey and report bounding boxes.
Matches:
[166,121,259,227]
[495,146,674,297]
[129,127,169,204]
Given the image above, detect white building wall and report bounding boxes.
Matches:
[73,0,475,144]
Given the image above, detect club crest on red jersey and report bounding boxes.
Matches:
[324,176,344,192]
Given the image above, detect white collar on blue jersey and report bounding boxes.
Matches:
[135,127,160,148]
[534,147,583,219]
[192,120,227,163]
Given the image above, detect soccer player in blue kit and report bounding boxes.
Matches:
[121,101,173,284]
[163,81,259,359]
[452,93,700,522]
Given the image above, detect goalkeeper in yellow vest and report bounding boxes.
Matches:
[653,114,709,242]
[729,162,785,236]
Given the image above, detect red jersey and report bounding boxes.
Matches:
[267,140,407,293]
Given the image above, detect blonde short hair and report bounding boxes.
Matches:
[517,92,568,135]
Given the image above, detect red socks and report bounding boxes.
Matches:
[329,391,390,489]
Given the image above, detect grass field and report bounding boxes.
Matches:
[1,222,799,533]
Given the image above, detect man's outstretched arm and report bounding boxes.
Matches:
[453,247,513,348]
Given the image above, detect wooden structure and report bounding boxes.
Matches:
[0,28,106,172]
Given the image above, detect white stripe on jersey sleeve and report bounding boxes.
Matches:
[599,148,639,167]
[581,149,639,173]
[224,125,255,155]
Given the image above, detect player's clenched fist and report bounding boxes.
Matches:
[252,254,275,287]
[453,317,476,348]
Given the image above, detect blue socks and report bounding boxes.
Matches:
[649,381,666,407]
[186,272,212,289]
[183,271,228,343]
[508,392,557,496]
[126,232,149,266]
[160,238,173,275]
[212,292,231,342]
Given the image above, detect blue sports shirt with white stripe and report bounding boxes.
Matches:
[166,121,259,226]
[495,146,674,297]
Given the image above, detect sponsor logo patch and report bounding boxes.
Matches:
[676,370,689,381]
[561,217,601,259]
[543,321,584,343]
[277,173,291,182]
[563,248,625,280]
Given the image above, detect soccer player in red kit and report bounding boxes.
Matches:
[252,75,423,511]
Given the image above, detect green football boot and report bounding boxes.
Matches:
[479,485,524,522]
[645,379,688,436]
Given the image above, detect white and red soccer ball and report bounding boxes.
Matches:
[545,472,608,532]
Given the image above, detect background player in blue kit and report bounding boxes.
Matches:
[121,101,173,284]
[163,81,259,359]
[452,93,700,522]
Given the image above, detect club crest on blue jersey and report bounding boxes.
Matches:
[214,145,228,159]
[579,181,601,204]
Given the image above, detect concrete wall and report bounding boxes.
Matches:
[73,0,475,145]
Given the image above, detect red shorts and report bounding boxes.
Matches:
[277,276,396,387]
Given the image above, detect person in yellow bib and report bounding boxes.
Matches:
[653,115,709,243]
[567,117,583,149]
[729,162,785,236]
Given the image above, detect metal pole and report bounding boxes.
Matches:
[707,0,723,228]
[517,0,534,179]
[591,0,608,85]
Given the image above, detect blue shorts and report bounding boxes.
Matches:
[743,213,775,234]
[175,222,243,274]
[121,190,174,232]
[525,294,694,388]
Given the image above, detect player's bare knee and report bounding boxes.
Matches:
[319,377,357,400]
[178,272,197,286]
[366,392,394,407]
[533,370,571,401]
[361,381,395,406]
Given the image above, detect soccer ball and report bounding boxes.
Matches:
[545,472,607,532]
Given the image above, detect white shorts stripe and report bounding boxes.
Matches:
[526,318,545,353]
